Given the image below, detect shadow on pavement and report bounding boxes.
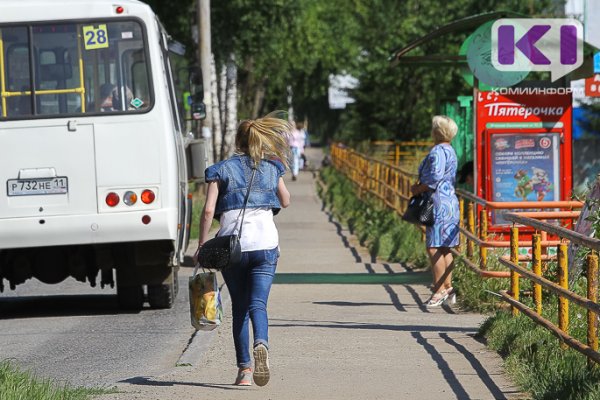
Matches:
[0,294,142,319]
[440,333,507,399]
[120,376,245,391]
[273,272,430,285]
[412,331,473,399]
[270,319,479,333]
[323,210,374,263]
[382,283,407,312]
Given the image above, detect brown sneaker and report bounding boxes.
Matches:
[253,344,270,387]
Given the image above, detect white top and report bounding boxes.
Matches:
[289,128,306,149]
[218,208,279,251]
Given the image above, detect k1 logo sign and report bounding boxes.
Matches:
[491,19,583,82]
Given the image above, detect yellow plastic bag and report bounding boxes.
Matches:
[189,269,223,331]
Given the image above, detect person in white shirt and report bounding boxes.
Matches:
[196,113,291,387]
[288,121,306,180]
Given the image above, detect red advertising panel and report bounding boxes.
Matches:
[476,90,572,228]
[585,74,600,97]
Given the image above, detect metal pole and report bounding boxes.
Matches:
[394,170,400,213]
[588,251,598,367]
[532,233,542,315]
[467,202,475,259]
[198,0,213,163]
[558,242,569,350]
[459,198,465,252]
[480,209,488,270]
[511,225,520,316]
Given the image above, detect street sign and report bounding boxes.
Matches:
[594,52,600,73]
[585,74,600,97]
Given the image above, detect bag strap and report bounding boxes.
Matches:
[234,164,257,239]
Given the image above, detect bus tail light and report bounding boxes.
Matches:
[123,191,138,206]
[106,192,120,207]
[141,189,155,204]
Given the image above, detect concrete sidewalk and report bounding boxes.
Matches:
[98,148,521,400]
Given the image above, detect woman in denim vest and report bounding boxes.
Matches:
[196,114,291,387]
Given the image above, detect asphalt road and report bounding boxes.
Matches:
[0,268,195,389]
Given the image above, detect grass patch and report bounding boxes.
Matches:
[189,184,206,241]
[0,360,114,400]
[451,251,510,313]
[318,166,427,268]
[481,311,600,400]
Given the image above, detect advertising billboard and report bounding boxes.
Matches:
[476,89,572,228]
[489,132,560,223]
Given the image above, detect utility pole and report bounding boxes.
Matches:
[198,0,213,164]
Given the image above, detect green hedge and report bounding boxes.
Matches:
[319,166,427,268]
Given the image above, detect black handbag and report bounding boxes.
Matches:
[402,189,435,227]
[197,167,257,270]
[196,235,242,270]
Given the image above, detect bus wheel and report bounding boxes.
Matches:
[147,268,178,309]
[117,285,144,310]
[116,266,144,310]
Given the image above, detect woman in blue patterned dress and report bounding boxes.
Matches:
[410,116,460,307]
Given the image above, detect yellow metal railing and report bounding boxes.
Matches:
[456,189,582,276]
[330,142,600,366]
[498,213,600,365]
[369,140,432,165]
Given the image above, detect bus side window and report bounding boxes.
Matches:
[6,41,32,117]
[124,47,150,111]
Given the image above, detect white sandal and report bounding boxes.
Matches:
[425,289,448,307]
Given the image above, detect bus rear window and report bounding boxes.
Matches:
[0,20,153,119]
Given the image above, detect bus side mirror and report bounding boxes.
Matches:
[190,93,206,120]
[189,67,203,100]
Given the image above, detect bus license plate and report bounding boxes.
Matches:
[7,177,68,196]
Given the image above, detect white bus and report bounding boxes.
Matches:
[0,0,207,309]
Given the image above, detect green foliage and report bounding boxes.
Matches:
[142,0,196,57]
[0,361,113,400]
[319,166,427,267]
[143,0,563,143]
[338,0,561,142]
[481,312,600,400]
[212,0,360,129]
[451,250,509,312]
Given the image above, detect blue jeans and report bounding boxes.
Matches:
[222,247,279,368]
[291,146,301,177]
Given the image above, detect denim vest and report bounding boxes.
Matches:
[205,155,285,218]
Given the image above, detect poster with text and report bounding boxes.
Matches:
[490,133,560,224]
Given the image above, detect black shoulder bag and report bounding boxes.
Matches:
[402,184,435,227]
[403,146,453,227]
[196,167,257,270]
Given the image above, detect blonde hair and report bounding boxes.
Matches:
[431,115,458,143]
[236,112,292,167]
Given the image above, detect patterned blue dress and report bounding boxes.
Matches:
[418,144,459,248]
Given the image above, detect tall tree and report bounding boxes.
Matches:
[144,0,564,149]
[338,0,562,143]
